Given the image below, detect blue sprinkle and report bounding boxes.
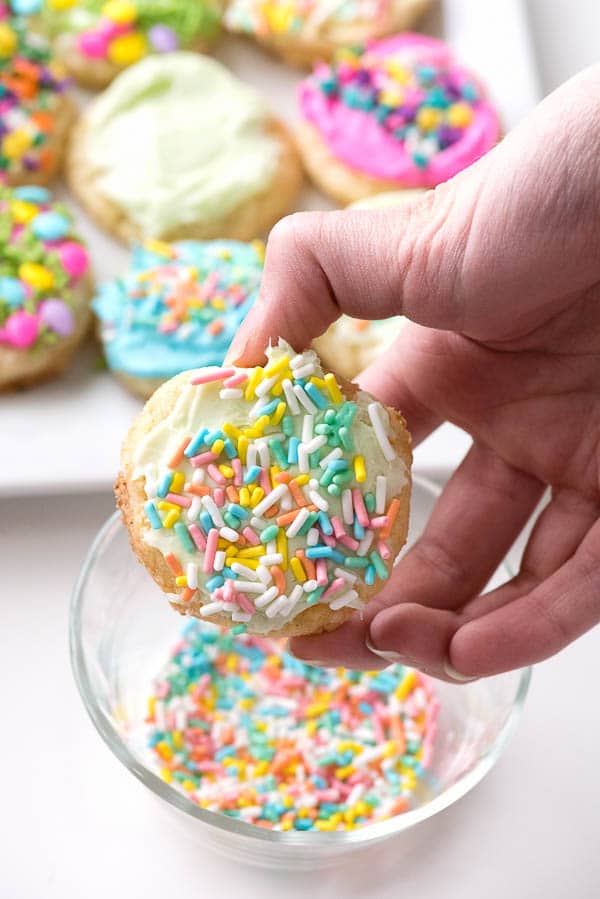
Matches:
[328,459,349,472]
[199,510,213,533]
[184,428,208,457]
[261,398,280,417]
[206,575,224,591]
[318,511,333,536]
[365,563,376,586]
[287,436,300,465]
[174,521,195,554]
[228,503,249,520]
[305,382,327,409]
[204,429,223,444]
[157,472,173,498]
[353,517,365,540]
[244,465,261,484]
[13,185,50,203]
[223,438,237,459]
[144,501,162,530]
[221,567,238,579]
[306,546,345,564]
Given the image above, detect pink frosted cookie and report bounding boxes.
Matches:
[0,184,92,390]
[297,33,500,204]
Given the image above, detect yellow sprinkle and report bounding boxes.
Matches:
[163,510,180,528]
[254,415,270,434]
[305,720,317,737]
[225,545,238,557]
[266,654,281,667]
[271,381,283,397]
[233,556,259,570]
[175,575,188,587]
[147,696,156,719]
[315,820,336,831]
[337,741,362,753]
[172,730,183,750]
[144,238,174,258]
[280,820,293,831]
[211,439,224,455]
[218,464,234,478]
[222,422,241,439]
[270,465,280,487]
[329,812,343,826]
[335,765,356,780]
[226,654,238,671]
[264,354,290,378]
[243,428,261,439]
[309,376,327,389]
[244,366,263,401]
[160,767,173,784]
[157,500,181,513]
[385,60,411,84]
[448,102,474,128]
[354,455,366,483]
[181,779,196,793]
[271,402,286,426]
[395,671,417,701]
[155,741,173,761]
[171,472,185,493]
[294,474,310,486]
[237,435,249,464]
[355,800,369,817]
[239,697,256,710]
[211,297,226,311]
[250,486,265,507]
[416,106,442,131]
[239,487,251,506]
[382,741,397,759]
[305,701,330,717]
[324,373,343,404]
[18,263,53,291]
[379,88,404,107]
[277,530,288,571]
[236,545,265,559]
[290,557,306,583]
[2,129,31,160]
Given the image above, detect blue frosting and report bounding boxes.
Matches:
[93,239,264,380]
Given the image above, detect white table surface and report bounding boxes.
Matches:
[1,489,599,899]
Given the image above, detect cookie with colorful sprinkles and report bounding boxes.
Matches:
[0,3,75,186]
[297,33,501,204]
[0,184,92,390]
[116,339,412,637]
[224,0,433,69]
[66,52,303,244]
[93,237,265,400]
[34,0,224,90]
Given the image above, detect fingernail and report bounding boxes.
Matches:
[365,635,406,665]
[444,660,477,683]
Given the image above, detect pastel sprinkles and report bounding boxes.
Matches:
[128,340,411,635]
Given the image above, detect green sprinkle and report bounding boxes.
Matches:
[364,493,376,513]
[327,484,342,497]
[369,550,388,580]
[269,438,289,469]
[319,467,336,487]
[306,585,326,604]
[223,511,240,529]
[333,471,353,487]
[231,624,247,636]
[339,426,353,452]
[298,511,319,536]
[260,524,280,543]
[344,556,370,569]
[282,415,294,437]
[174,521,195,554]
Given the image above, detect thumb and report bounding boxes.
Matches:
[228,64,600,366]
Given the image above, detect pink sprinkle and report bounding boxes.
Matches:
[235,592,256,614]
[316,559,328,586]
[232,458,243,486]
[203,529,219,573]
[223,372,248,388]
[224,579,235,602]
[165,492,191,508]
[339,535,360,551]
[190,451,218,467]
[199,271,219,299]
[369,516,388,529]
[320,531,337,548]
[352,489,370,528]
[213,487,225,507]
[195,761,225,774]
[259,469,271,493]
[188,524,207,551]
[191,367,235,385]
[207,464,227,485]
[331,516,346,539]
[192,674,210,699]
[378,539,391,560]
[322,577,345,599]
[242,527,260,545]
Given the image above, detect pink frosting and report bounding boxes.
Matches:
[298,33,500,187]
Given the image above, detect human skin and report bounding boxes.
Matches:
[227,65,600,681]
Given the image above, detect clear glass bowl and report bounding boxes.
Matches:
[70,476,530,869]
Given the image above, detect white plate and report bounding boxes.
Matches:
[0,0,540,497]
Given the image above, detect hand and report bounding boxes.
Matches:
[228,65,600,680]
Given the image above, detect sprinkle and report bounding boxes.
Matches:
[220,388,244,399]
[282,379,301,414]
[252,483,289,518]
[354,455,366,483]
[164,554,184,576]
[168,437,191,469]
[285,507,310,538]
[144,501,162,529]
[324,372,343,404]
[369,550,389,580]
[174,522,195,554]
[380,498,401,540]
[367,403,396,462]
[376,476,387,515]
[294,385,319,414]
[191,367,235,385]
[290,556,306,583]
[203,529,219,573]
[329,589,359,610]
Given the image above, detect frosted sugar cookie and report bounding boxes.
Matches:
[66,52,303,244]
[93,237,264,400]
[224,0,432,69]
[116,340,412,637]
[297,33,500,204]
[35,0,223,89]
[0,184,92,390]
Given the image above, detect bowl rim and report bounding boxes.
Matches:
[70,474,532,847]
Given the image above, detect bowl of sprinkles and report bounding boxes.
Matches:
[71,476,531,868]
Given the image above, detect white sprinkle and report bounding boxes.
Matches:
[319,447,343,469]
[301,414,314,443]
[202,495,224,527]
[288,584,304,605]
[213,550,226,572]
[290,353,308,369]
[231,562,259,580]
[187,497,201,522]
[280,491,293,512]
[334,566,357,585]
[234,580,266,594]
[329,589,359,610]
[186,563,198,590]
[367,402,396,462]
[309,490,329,512]
[256,565,273,585]
[221,602,237,613]
[144,463,158,498]
[174,702,187,732]
[261,553,283,566]
[220,526,239,543]
[220,388,243,400]
[357,531,374,557]
[292,362,316,379]
[255,586,279,608]
[252,483,288,517]
[231,611,252,623]
[306,528,320,547]
[342,488,354,525]
[246,444,258,468]
[192,468,205,484]
[255,373,279,396]
[303,435,327,455]
[286,507,310,538]
[346,784,365,807]
[298,445,309,474]
[294,385,318,413]
[200,601,225,616]
[256,439,270,468]
[250,395,270,418]
[303,579,318,592]
[376,475,387,515]
[250,515,268,530]
[266,594,290,618]
[282,379,301,414]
